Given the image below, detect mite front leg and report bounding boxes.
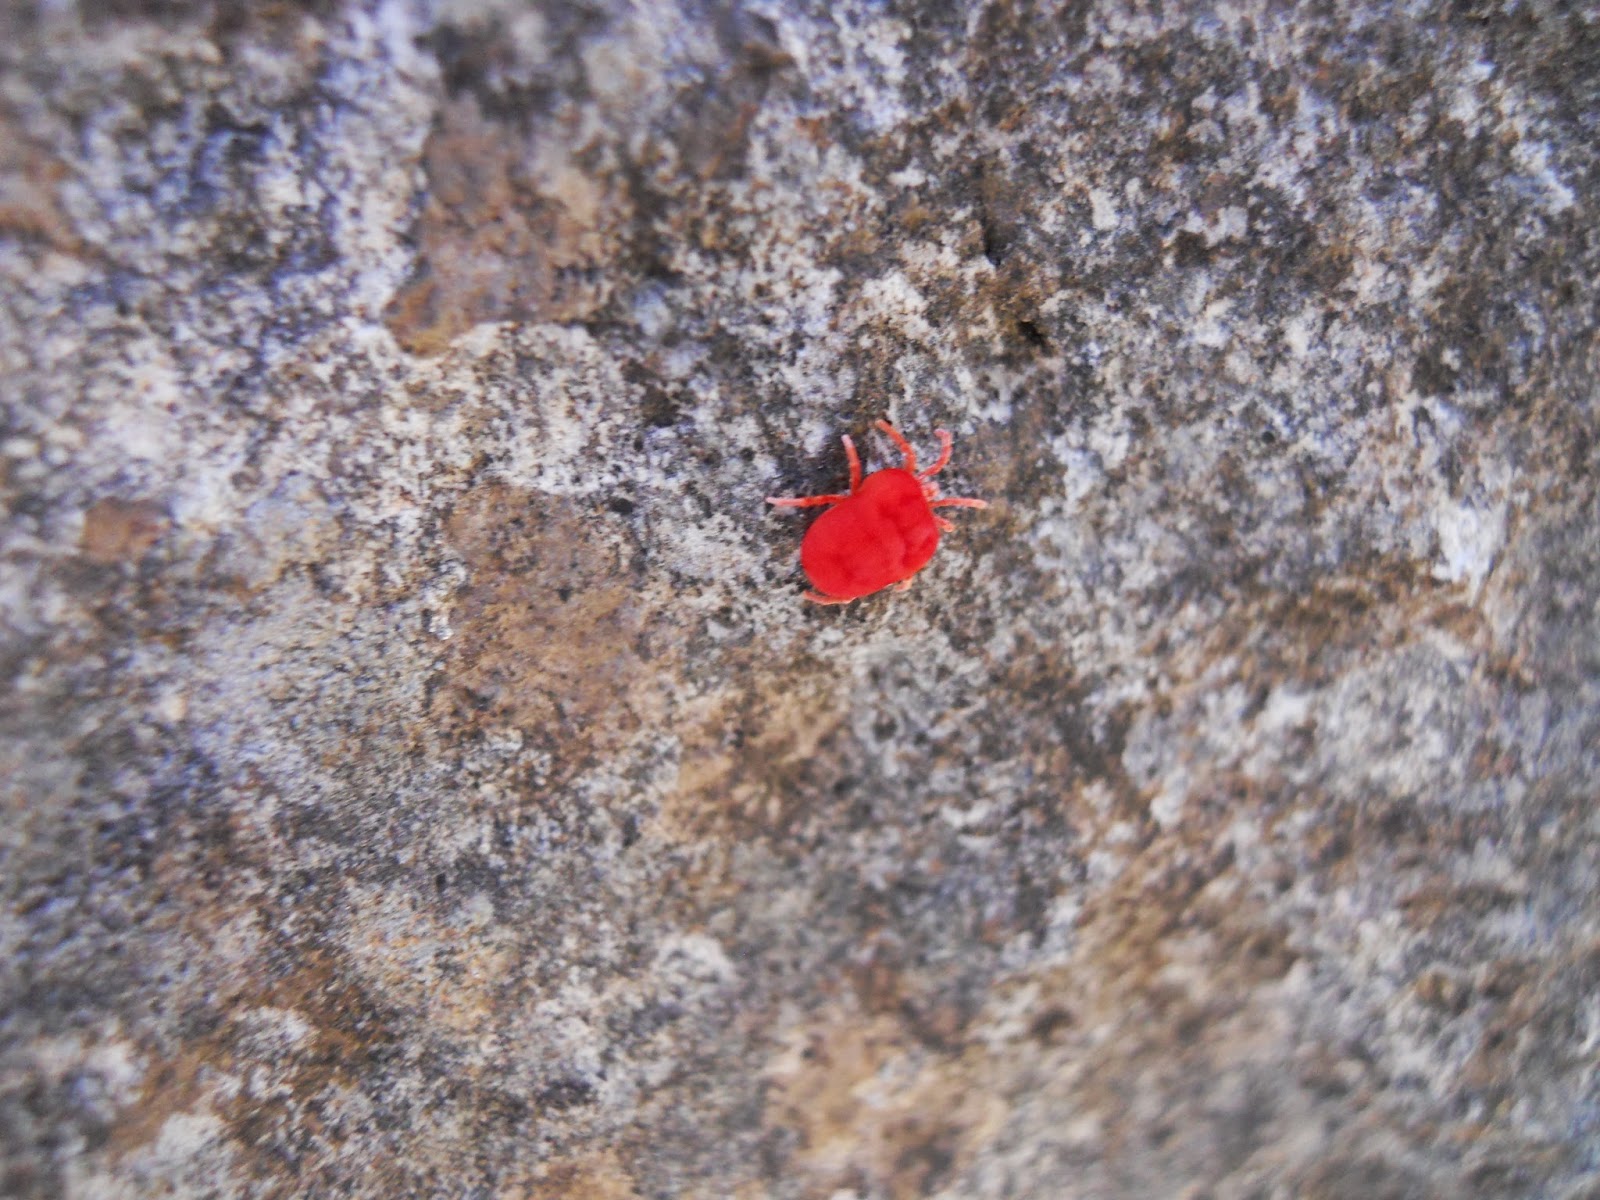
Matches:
[842,434,863,493]
[919,429,953,480]
[767,494,850,508]
[875,420,918,474]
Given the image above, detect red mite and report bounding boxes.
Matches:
[767,420,988,604]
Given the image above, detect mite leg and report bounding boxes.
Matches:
[874,420,918,474]
[920,429,953,480]
[842,434,862,493]
[802,591,854,605]
[931,497,988,510]
[769,432,862,507]
[767,494,849,508]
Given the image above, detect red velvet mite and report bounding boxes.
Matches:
[767,420,988,604]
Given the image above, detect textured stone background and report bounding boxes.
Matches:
[2,0,1598,1196]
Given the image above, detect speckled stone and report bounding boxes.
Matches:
[2,1,1598,1197]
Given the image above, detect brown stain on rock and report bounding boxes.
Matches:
[0,108,83,255]
[521,1149,640,1199]
[435,484,667,790]
[655,667,846,847]
[763,1009,1005,1200]
[1073,835,1277,1020]
[81,498,169,564]
[385,98,627,356]
[109,948,403,1184]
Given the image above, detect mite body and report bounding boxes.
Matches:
[767,421,987,604]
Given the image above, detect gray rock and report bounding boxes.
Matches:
[2,1,1597,1197]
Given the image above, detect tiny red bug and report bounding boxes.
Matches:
[767,420,988,604]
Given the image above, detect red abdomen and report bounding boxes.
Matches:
[799,470,939,600]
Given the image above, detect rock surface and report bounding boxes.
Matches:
[3,1,1598,1197]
